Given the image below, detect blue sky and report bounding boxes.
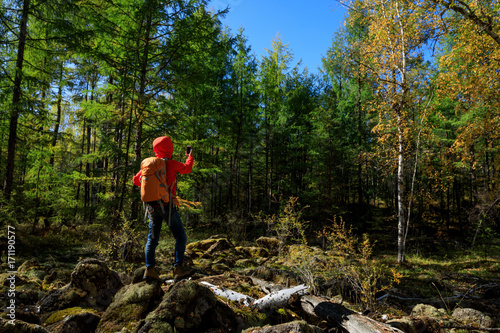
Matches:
[211,0,347,74]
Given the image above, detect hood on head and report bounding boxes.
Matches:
[153,136,173,159]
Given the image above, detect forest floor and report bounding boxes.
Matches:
[4,221,500,331]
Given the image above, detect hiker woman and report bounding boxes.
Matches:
[132,136,194,281]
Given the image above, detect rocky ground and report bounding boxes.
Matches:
[0,235,499,332]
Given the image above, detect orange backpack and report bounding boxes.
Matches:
[140,157,173,203]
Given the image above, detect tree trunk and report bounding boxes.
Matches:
[77,120,85,202]
[119,94,135,213]
[253,284,309,312]
[84,82,94,223]
[248,137,253,213]
[228,81,244,210]
[357,69,363,205]
[130,7,152,222]
[3,0,30,200]
[298,294,403,333]
[397,115,405,264]
[50,63,64,167]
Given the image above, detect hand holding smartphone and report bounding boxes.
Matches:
[186,145,192,156]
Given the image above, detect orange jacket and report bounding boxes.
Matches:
[132,136,193,205]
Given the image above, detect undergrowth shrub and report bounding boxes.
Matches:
[255,200,402,311]
[317,216,403,310]
[94,213,143,267]
[255,197,308,257]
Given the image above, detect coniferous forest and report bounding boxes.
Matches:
[1,0,499,262]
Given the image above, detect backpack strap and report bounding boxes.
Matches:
[167,178,176,227]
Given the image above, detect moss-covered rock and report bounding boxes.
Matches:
[69,258,123,304]
[211,262,232,274]
[255,237,281,255]
[43,307,98,326]
[39,258,124,317]
[452,307,494,328]
[39,286,88,320]
[186,238,235,259]
[235,246,269,259]
[235,258,258,268]
[410,303,447,318]
[141,280,239,332]
[18,260,47,281]
[16,285,45,306]
[206,238,234,254]
[97,280,164,333]
[186,239,219,252]
[42,268,72,291]
[0,317,48,333]
[0,272,27,290]
[50,311,100,333]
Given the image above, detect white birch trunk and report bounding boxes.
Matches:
[251,284,310,311]
[200,281,255,306]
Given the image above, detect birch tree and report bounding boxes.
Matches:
[348,0,437,263]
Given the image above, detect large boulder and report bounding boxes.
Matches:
[97,280,164,333]
[138,280,241,333]
[38,258,124,315]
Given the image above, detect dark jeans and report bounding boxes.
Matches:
[145,204,187,268]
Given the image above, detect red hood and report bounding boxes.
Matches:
[153,136,173,159]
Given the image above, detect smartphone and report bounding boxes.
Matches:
[186,145,192,155]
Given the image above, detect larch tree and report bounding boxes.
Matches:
[322,4,375,208]
[259,34,296,212]
[430,0,500,47]
[433,0,500,235]
[2,0,30,200]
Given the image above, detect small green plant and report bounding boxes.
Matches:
[283,244,321,294]
[262,197,308,257]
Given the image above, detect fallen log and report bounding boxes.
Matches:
[252,284,310,312]
[200,281,255,306]
[199,281,309,312]
[299,294,403,333]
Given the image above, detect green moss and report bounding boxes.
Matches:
[186,239,218,252]
[118,283,158,305]
[148,321,174,333]
[45,307,97,325]
[98,303,148,333]
[98,282,163,332]
[174,316,186,330]
[176,280,198,301]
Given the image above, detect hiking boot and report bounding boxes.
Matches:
[143,267,161,281]
[173,263,193,281]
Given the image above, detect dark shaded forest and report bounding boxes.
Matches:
[1,0,499,262]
